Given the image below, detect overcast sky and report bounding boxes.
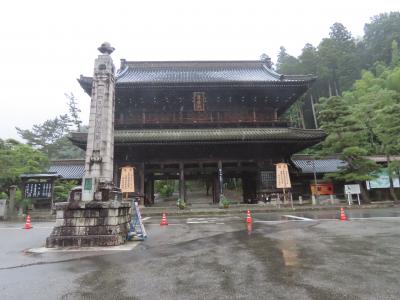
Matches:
[0,0,398,140]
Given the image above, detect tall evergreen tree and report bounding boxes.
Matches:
[363,12,400,67]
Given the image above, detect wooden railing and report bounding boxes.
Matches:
[115,111,289,127]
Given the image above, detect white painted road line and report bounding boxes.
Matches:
[146,223,183,226]
[283,215,313,221]
[254,220,289,224]
[0,226,53,230]
[142,217,151,221]
[350,216,400,220]
[187,218,219,224]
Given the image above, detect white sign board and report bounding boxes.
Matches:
[344,184,360,195]
[120,166,135,193]
[276,163,291,189]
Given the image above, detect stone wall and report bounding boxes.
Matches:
[46,200,131,248]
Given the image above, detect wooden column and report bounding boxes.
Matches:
[150,177,155,205]
[179,163,186,202]
[145,175,153,206]
[212,174,219,204]
[242,172,257,204]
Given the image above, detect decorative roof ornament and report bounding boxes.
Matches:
[97,42,115,55]
[260,53,273,69]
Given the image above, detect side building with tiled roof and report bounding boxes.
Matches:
[72,58,326,205]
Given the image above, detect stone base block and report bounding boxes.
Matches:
[46,200,131,248]
[46,235,125,248]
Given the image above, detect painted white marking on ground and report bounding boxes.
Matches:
[253,220,290,224]
[187,218,219,224]
[142,217,151,221]
[350,216,400,220]
[283,215,313,221]
[26,242,139,253]
[146,223,183,226]
[0,226,53,230]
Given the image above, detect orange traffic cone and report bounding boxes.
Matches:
[23,214,33,229]
[246,210,252,224]
[160,213,168,226]
[340,207,347,221]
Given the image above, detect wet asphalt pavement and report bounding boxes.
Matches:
[1,208,400,299]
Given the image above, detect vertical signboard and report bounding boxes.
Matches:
[276,163,291,189]
[120,166,135,193]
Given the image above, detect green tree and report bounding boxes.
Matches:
[65,92,82,131]
[318,23,360,95]
[276,46,300,74]
[54,180,78,202]
[363,12,400,67]
[317,96,378,202]
[0,139,49,194]
[16,93,85,160]
[317,64,400,202]
[391,40,399,68]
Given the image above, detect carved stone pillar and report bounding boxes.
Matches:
[82,42,116,201]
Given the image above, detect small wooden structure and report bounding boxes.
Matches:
[19,173,60,209]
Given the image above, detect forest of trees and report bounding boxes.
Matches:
[276,12,400,201]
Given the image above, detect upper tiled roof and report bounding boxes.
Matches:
[116,60,315,86]
[78,60,316,92]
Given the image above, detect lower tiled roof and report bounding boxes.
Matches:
[49,160,85,179]
[292,159,347,174]
[70,127,326,145]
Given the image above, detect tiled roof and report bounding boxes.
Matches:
[48,160,85,179]
[70,127,325,146]
[292,159,347,174]
[47,157,344,177]
[116,61,315,85]
[78,60,316,92]
[20,173,60,179]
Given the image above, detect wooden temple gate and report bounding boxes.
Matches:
[73,59,326,205]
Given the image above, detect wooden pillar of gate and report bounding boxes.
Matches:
[145,174,154,206]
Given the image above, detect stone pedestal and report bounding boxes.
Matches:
[46,200,131,248]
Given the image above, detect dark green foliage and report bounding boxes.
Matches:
[154,180,175,198]
[363,12,400,67]
[315,63,400,201]
[54,180,79,202]
[275,15,400,130]
[16,93,85,160]
[276,46,300,75]
[0,139,49,193]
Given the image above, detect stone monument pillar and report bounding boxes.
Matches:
[83,42,116,201]
[46,43,131,248]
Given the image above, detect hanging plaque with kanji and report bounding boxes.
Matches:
[120,166,135,193]
[276,163,291,189]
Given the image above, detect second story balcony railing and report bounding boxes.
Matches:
[115,111,290,128]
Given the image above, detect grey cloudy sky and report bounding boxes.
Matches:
[0,0,398,140]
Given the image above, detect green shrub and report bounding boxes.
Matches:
[219,195,230,208]
[155,180,175,198]
[176,198,186,209]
